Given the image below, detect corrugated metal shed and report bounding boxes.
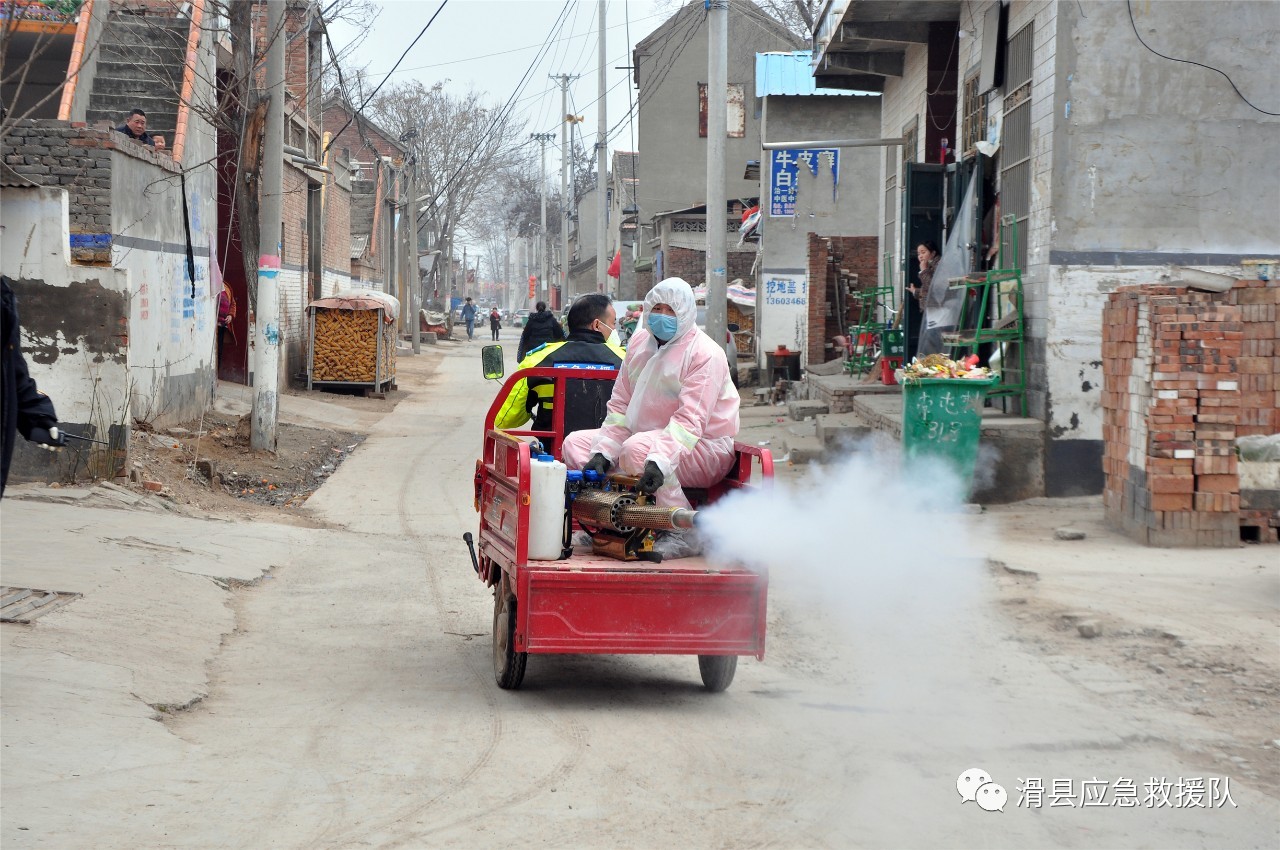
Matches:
[755,51,877,98]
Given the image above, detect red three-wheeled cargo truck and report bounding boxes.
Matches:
[468,352,772,692]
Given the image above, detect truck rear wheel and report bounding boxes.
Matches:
[697,655,737,692]
[493,581,527,689]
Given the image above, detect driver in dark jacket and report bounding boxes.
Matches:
[517,300,565,360]
[495,294,624,432]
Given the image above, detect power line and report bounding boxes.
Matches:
[359,10,665,78]
[1125,0,1277,116]
[325,0,450,153]
[417,1,577,226]
[569,2,600,77]
[624,0,637,157]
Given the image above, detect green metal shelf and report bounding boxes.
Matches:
[942,214,1028,417]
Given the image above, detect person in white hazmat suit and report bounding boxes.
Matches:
[562,277,740,559]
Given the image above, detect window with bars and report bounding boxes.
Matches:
[961,71,987,157]
[1000,23,1033,270]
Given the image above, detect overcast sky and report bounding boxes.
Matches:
[329,0,668,166]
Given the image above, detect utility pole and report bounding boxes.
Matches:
[410,156,420,354]
[531,132,554,307]
[704,0,728,346]
[550,74,579,304]
[252,0,285,452]
[595,0,608,294]
[397,129,419,353]
[461,244,467,301]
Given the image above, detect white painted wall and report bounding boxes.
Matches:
[1,186,131,467]
[110,148,217,426]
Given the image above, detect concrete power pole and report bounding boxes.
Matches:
[531,132,554,307]
[410,157,421,354]
[595,0,608,294]
[704,0,728,347]
[252,0,285,452]
[550,74,578,304]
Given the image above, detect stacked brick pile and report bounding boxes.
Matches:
[1102,281,1278,546]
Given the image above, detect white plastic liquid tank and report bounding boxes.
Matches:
[528,453,568,560]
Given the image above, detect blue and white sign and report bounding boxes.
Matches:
[768,149,840,217]
[758,273,809,361]
[763,275,808,307]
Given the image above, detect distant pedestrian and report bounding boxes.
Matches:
[489,307,501,341]
[216,281,236,362]
[2,276,65,497]
[461,297,477,341]
[517,301,565,360]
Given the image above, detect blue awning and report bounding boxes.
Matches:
[755,51,878,98]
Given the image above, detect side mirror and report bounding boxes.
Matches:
[481,345,505,380]
[727,323,741,334]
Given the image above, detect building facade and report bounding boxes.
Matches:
[812,0,1280,496]
[632,1,800,272]
[753,51,881,367]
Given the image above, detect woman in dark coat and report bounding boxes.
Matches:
[2,276,64,495]
[489,307,502,341]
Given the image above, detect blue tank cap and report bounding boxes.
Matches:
[566,470,583,482]
[583,469,601,482]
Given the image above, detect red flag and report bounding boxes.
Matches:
[607,249,621,279]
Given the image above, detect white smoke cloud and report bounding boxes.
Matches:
[698,435,994,718]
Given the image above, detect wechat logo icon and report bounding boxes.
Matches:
[958,768,1007,812]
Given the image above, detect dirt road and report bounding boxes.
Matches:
[4,342,1277,848]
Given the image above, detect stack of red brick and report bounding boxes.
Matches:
[1102,280,1278,546]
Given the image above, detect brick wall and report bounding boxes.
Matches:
[323,179,351,282]
[634,267,653,300]
[806,234,879,364]
[322,106,402,165]
[1102,281,1279,547]
[2,119,179,263]
[285,4,311,112]
[660,246,755,287]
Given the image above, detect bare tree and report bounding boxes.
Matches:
[650,0,815,39]
[367,80,527,304]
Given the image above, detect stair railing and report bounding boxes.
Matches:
[56,0,97,121]
[170,0,205,163]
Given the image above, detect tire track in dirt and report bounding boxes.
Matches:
[320,349,588,846]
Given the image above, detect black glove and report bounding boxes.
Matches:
[638,460,664,495]
[28,425,66,451]
[584,453,611,477]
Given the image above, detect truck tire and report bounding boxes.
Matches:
[697,654,737,692]
[493,581,527,689]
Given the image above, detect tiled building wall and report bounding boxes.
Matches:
[1102,281,1279,547]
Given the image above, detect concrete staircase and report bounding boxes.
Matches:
[85,11,189,142]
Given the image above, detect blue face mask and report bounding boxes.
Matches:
[647,312,678,341]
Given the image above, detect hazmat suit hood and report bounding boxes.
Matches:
[643,277,697,342]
